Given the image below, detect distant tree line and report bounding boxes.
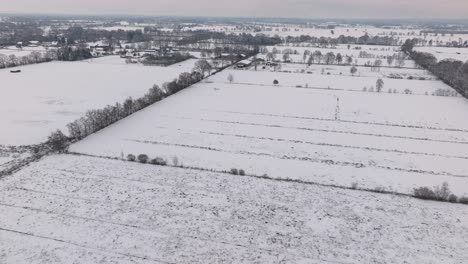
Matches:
[0,46,92,69]
[403,39,468,98]
[63,26,149,45]
[66,71,204,140]
[177,31,282,46]
[285,34,398,46]
[141,52,192,66]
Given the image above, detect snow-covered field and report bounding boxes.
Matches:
[69,63,468,197]
[255,62,434,79]
[414,46,468,61]
[1,154,467,264]
[264,44,403,58]
[182,24,468,45]
[0,56,195,145]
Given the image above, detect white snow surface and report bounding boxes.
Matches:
[0,56,195,145]
[0,154,467,264]
[414,46,468,61]
[70,67,468,197]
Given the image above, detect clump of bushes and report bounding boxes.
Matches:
[230,168,246,175]
[127,154,136,162]
[150,157,167,166]
[137,154,149,163]
[459,197,468,204]
[46,130,70,152]
[413,182,467,204]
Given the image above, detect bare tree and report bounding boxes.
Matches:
[227,73,234,83]
[193,59,212,77]
[376,78,384,92]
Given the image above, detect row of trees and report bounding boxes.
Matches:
[0,51,55,68]
[67,71,204,140]
[404,39,468,98]
[177,32,282,47]
[0,46,93,69]
[284,34,398,46]
[263,48,406,68]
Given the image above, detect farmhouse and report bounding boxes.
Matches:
[235,59,252,69]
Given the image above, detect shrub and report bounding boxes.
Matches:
[230,168,239,175]
[239,169,245,176]
[172,156,179,166]
[46,130,69,152]
[448,194,458,203]
[273,79,279,85]
[413,182,457,202]
[413,187,436,200]
[137,154,149,163]
[433,182,450,201]
[351,182,359,189]
[459,197,468,204]
[127,154,136,162]
[150,157,167,166]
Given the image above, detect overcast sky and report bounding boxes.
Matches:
[1,0,467,19]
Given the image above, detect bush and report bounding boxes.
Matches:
[448,194,458,203]
[459,197,468,204]
[413,187,436,200]
[172,156,179,166]
[137,154,149,163]
[273,79,279,85]
[433,182,450,201]
[413,182,459,203]
[351,182,359,189]
[230,168,239,175]
[150,157,167,166]
[127,154,136,162]
[46,130,69,152]
[239,169,245,176]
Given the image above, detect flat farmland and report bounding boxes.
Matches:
[70,63,468,196]
[1,154,467,264]
[0,56,193,145]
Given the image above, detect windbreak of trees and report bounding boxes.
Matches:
[285,34,397,46]
[403,39,468,98]
[178,31,282,46]
[0,50,56,69]
[67,71,203,141]
[63,26,149,44]
[0,46,92,69]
